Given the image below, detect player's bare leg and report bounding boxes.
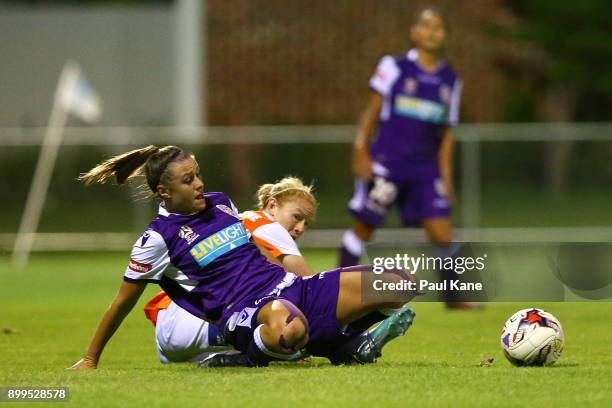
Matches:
[336,270,403,324]
[422,217,480,310]
[422,217,452,244]
[321,270,415,364]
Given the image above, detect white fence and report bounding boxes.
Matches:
[1,122,611,251]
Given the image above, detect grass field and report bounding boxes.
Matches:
[1,249,611,407]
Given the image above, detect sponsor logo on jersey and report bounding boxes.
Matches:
[189,222,249,267]
[216,204,240,219]
[394,95,446,124]
[128,259,152,273]
[178,225,200,244]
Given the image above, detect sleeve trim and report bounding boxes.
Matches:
[124,276,160,284]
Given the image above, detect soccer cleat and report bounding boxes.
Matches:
[368,305,416,355]
[286,349,310,361]
[198,352,254,368]
[327,305,416,365]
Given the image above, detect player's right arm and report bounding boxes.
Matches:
[352,55,399,180]
[70,281,147,369]
[70,229,170,369]
[352,92,383,180]
[279,254,313,277]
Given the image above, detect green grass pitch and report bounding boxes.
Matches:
[1,250,611,407]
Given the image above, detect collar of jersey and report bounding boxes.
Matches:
[158,202,203,218]
[407,48,446,73]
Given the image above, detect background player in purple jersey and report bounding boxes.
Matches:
[338,8,470,308]
[70,145,416,369]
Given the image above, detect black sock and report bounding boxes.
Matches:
[347,310,388,334]
[245,339,272,367]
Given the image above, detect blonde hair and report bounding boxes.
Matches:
[78,145,190,193]
[256,176,318,215]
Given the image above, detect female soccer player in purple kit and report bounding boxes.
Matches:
[70,145,415,369]
[339,8,469,307]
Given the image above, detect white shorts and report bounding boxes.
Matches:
[155,302,231,363]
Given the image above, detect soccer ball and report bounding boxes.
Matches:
[500,308,564,366]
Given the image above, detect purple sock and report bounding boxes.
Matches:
[207,323,226,346]
[339,245,360,267]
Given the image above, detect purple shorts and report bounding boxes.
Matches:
[219,268,345,352]
[282,268,343,346]
[348,167,450,227]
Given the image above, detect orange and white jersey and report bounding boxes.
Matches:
[144,290,173,326]
[240,210,301,259]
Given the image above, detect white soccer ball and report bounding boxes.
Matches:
[500,308,564,366]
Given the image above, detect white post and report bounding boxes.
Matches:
[174,0,204,128]
[11,62,80,267]
[461,136,481,237]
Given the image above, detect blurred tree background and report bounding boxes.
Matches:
[491,0,612,193]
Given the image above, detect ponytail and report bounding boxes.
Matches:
[79,145,189,193]
[79,145,159,186]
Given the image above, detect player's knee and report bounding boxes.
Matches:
[264,299,309,354]
[424,222,452,243]
[353,221,375,241]
[431,233,451,244]
[279,318,309,353]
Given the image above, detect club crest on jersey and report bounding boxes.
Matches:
[178,225,200,244]
[403,78,417,94]
[216,204,240,219]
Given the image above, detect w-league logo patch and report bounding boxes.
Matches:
[178,225,200,244]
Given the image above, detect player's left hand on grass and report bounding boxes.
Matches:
[68,357,97,370]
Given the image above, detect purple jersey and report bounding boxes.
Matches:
[124,192,291,323]
[368,49,462,176]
